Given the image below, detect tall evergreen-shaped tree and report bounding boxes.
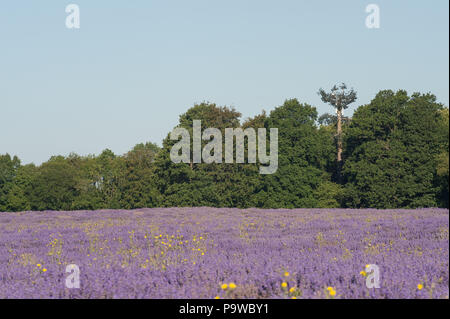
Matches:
[318,83,357,180]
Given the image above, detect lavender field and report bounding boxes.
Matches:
[0,208,448,299]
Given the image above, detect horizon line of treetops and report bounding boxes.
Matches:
[1,84,449,211]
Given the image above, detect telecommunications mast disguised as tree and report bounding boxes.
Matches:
[318,83,357,179]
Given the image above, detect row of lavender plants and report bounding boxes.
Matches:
[0,208,448,298]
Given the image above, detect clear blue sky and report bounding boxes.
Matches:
[1,1,448,165]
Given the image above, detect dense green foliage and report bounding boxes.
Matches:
[0,90,448,211]
[342,91,448,208]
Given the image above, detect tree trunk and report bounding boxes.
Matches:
[336,108,343,180]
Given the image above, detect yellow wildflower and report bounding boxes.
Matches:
[281,282,288,288]
[284,272,290,277]
[214,296,220,299]
[289,287,296,293]
[417,284,423,290]
[229,282,237,290]
[221,284,228,290]
[327,287,336,297]
[42,268,47,272]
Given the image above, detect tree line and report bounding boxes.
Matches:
[1,88,448,211]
